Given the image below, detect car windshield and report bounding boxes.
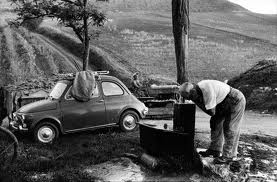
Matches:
[49,82,68,99]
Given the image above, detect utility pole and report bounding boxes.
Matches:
[172,0,189,84]
[83,0,89,71]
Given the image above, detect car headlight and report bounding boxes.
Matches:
[12,113,17,120]
[143,107,149,115]
[18,114,25,121]
[12,113,27,124]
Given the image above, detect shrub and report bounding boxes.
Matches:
[22,18,43,31]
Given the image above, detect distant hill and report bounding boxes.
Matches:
[102,0,245,12]
[190,0,245,12]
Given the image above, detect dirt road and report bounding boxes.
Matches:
[143,110,277,137]
[195,110,277,137]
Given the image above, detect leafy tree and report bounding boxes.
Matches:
[11,0,106,71]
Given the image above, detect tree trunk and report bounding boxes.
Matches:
[172,0,189,84]
[82,0,89,71]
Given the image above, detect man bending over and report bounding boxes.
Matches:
[179,80,246,164]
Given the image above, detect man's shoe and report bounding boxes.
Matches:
[198,149,221,158]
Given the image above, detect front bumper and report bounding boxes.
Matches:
[1,116,28,132]
[10,120,29,131]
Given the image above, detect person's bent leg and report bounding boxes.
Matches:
[222,92,246,159]
[209,115,224,153]
[199,115,224,157]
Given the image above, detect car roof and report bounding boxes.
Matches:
[59,75,125,86]
[58,74,131,94]
[99,75,120,81]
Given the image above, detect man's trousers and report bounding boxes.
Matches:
[208,87,246,158]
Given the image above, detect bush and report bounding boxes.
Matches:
[22,18,43,31]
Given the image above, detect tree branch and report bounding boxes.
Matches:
[15,13,54,26]
[67,23,84,42]
[60,0,81,6]
[73,28,84,42]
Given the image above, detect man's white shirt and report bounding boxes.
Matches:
[197,80,230,110]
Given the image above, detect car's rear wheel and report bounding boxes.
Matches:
[119,110,139,132]
[34,122,59,144]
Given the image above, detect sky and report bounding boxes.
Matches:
[228,0,277,14]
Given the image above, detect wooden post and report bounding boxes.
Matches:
[82,0,90,71]
[172,0,190,84]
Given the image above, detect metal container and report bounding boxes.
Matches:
[139,123,194,157]
[139,103,198,169]
[173,103,196,134]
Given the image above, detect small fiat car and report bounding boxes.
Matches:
[6,75,148,143]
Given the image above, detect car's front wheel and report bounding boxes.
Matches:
[34,122,59,144]
[119,110,139,132]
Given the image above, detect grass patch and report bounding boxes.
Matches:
[37,25,137,86]
[40,9,277,85]
[191,12,277,44]
[94,24,272,83]
[17,27,79,76]
[12,29,43,81]
[1,128,143,181]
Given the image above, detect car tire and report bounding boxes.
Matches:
[34,122,59,144]
[119,110,139,132]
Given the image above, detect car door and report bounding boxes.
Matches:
[101,81,128,124]
[60,83,107,132]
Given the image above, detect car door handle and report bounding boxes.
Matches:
[97,99,104,103]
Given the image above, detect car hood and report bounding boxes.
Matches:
[18,99,58,113]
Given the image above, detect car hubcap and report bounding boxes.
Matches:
[123,115,136,130]
[38,126,55,143]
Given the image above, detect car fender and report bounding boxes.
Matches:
[30,116,64,134]
[117,106,142,123]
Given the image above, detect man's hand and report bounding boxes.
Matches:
[194,99,215,117]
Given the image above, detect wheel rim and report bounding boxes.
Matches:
[122,115,137,130]
[37,126,55,143]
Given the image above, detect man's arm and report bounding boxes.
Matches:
[207,107,216,116]
[194,100,215,117]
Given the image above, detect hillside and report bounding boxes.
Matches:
[101,0,245,12]
[0,0,277,94]
[92,12,277,83]
[0,4,81,85]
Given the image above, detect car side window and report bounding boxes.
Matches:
[102,82,124,96]
[65,85,99,100]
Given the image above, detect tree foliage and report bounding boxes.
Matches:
[11,0,107,70]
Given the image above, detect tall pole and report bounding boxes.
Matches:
[83,0,89,71]
[172,0,189,84]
